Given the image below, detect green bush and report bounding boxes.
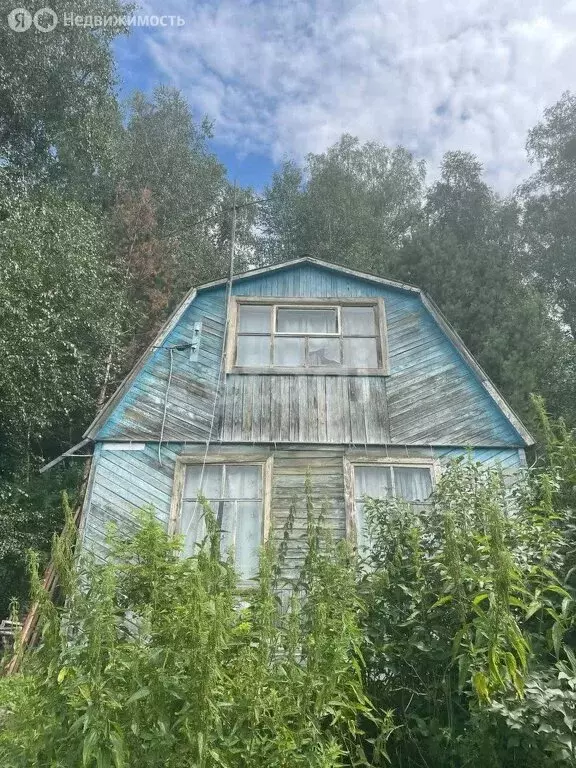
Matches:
[0,495,387,767]
[359,455,576,766]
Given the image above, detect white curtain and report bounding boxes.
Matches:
[277,308,337,333]
[238,305,271,333]
[394,467,432,501]
[355,466,393,499]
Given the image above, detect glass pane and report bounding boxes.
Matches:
[274,336,305,366]
[394,466,433,502]
[355,502,371,555]
[180,501,206,557]
[342,306,376,335]
[277,307,337,333]
[219,501,236,561]
[343,337,378,368]
[355,466,393,499]
[238,305,271,333]
[308,337,341,367]
[235,500,262,579]
[184,464,222,500]
[224,465,261,499]
[236,335,270,366]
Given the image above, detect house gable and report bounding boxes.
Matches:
[89,259,531,448]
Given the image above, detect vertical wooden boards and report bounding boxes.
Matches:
[219,375,390,444]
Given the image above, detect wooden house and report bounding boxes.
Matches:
[77,257,533,579]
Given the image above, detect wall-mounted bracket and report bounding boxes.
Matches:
[189,321,202,361]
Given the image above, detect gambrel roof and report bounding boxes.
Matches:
[81,257,533,448]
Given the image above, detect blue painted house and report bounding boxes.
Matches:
[78,257,533,579]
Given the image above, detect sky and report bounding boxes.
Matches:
[114,0,576,193]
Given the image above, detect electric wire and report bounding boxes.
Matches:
[158,346,174,466]
[181,185,238,540]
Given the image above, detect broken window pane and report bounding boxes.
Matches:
[308,337,341,366]
[277,307,337,334]
[343,337,378,368]
[274,336,305,366]
[342,306,376,335]
[238,304,271,333]
[236,335,270,366]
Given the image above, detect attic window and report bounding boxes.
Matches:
[229,298,388,374]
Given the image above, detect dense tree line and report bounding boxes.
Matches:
[1,9,576,622]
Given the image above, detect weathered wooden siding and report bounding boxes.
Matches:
[218,376,390,443]
[82,443,525,565]
[269,450,347,583]
[95,262,523,447]
[96,289,226,442]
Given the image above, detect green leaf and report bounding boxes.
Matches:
[552,622,564,658]
[472,671,490,703]
[125,687,150,705]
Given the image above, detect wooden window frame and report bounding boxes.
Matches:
[169,453,274,555]
[343,457,439,545]
[226,296,389,376]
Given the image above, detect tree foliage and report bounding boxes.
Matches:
[258,135,425,271]
[521,92,576,339]
[359,452,575,766]
[0,0,130,203]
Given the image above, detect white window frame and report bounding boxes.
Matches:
[169,453,274,578]
[343,457,439,545]
[226,296,389,375]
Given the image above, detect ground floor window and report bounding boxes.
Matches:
[179,463,263,580]
[352,463,434,552]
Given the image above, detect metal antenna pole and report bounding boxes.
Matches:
[229,182,237,283]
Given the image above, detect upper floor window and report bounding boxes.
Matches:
[229,298,388,374]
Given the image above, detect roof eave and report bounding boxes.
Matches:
[420,294,535,447]
[83,287,198,440]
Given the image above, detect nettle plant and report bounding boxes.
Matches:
[0,487,388,768]
[1,449,576,767]
[359,456,576,767]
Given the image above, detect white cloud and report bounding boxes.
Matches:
[140,0,576,191]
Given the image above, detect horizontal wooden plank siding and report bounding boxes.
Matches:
[269,451,346,585]
[95,262,523,447]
